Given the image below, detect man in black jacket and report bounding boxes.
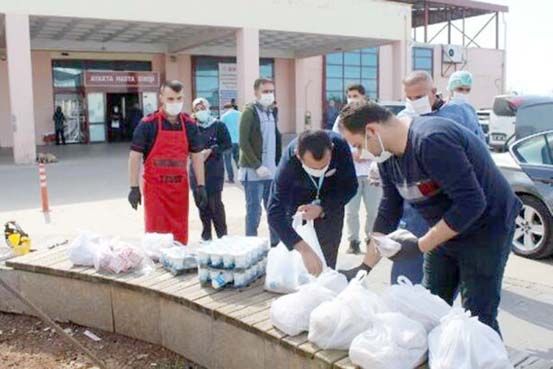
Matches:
[267,130,358,273]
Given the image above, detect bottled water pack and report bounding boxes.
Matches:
[160,246,198,276]
[197,236,269,289]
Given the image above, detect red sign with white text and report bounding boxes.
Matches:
[84,71,160,88]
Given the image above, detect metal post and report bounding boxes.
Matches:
[462,8,466,46]
[447,7,452,44]
[424,0,429,43]
[495,12,500,49]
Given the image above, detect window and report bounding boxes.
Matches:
[412,47,434,76]
[324,48,379,108]
[513,134,553,165]
[52,60,152,88]
[193,56,274,115]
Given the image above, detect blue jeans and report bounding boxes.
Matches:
[423,225,514,335]
[242,179,279,245]
[223,144,239,182]
[390,203,428,285]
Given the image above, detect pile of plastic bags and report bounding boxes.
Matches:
[69,231,152,274]
[142,233,176,262]
[308,270,389,350]
[270,269,347,336]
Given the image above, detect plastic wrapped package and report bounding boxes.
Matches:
[160,246,197,275]
[308,271,389,350]
[142,233,175,262]
[349,312,428,369]
[428,309,514,369]
[69,231,153,275]
[372,232,402,258]
[383,276,451,333]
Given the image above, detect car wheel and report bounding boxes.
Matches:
[512,195,553,259]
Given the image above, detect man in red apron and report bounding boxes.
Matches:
[127,80,207,244]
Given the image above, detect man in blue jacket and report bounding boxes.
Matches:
[267,130,358,274]
[338,101,521,334]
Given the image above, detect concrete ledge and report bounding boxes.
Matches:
[18,270,114,332]
[0,265,28,314]
[111,286,162,345]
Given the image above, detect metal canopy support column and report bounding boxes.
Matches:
[495,12,499,49]
[447,7,452,44]
[424,0,429,43]
[462,8,466,47]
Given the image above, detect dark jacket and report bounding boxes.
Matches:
[267,131,358,249]
[239,103,282,169]
[190,120,232,194]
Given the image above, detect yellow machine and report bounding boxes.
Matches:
[4,221,31,256]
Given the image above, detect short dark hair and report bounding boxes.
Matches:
[297,130,332,161]
[254,78,274,90]
[160,80,184,93]
[339,101,393,134]
[347,84,366,96]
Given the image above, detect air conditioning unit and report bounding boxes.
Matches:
[443,45,464,64]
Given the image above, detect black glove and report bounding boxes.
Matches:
[193,185,208,209]
[128,186,141,210]
[387,229,422,262]
[338,263,372,282]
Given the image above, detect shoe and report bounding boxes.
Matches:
[227,179,235,184]
[346,240,361,254]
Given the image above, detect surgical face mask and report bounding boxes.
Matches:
[259,93,275,108]
[406,95,432,116]
[165,101,183,116]
[302,163,329,178]
[360,132,392,163]
[347,97,362,104]
[114,107,119,113]
[195,110,211,123]
[453,91,469,102]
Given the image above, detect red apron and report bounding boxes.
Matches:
[143,112,190,244]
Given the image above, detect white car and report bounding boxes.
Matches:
[489,95,516,151]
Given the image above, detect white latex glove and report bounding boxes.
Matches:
[372,233,402,258]
[368,161,381,187]
[256,165,272,178]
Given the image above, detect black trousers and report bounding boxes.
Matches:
[55,128,65,145]
[195,190,228,241]
[313,209,345,269]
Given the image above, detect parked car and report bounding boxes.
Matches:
[489,95,553,152]
[379,101,406,115]
[493,130,553,258]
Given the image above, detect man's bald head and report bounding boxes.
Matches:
[402,70,437,106]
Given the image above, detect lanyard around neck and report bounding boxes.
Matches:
[306,173,325,200]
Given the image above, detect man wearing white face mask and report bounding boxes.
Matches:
[128,80,207,245]
[267,130,358,273]
[338,101,521,334]
[239,78,282,246]
[448,70,473,104]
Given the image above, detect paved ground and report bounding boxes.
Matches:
[1,143,553,360]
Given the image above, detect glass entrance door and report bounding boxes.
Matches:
[54,93,85,143]
[87,92,106,142]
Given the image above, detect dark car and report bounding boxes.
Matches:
[493,130,553,258]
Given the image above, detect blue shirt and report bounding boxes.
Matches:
[268,131,358,249]
[220,109,240,144]
[373,116,521,246]
[432,102,486,142]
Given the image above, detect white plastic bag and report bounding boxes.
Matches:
[308,271,389,350]
[292,213,327,268]
[142,233,175,262]
[264,213,326,294]
[265,244,311,294]
[373,232,402,258]
[383,276,451,333]
[428,308,513,369]
[349,312,428,369]
[270,269,348,336]
[69,231,106,266]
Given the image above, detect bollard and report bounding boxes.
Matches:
[38,163,50,213]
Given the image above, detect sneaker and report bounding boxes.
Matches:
[347,240,361,254]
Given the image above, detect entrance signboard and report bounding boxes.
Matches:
[84,71,160,89]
